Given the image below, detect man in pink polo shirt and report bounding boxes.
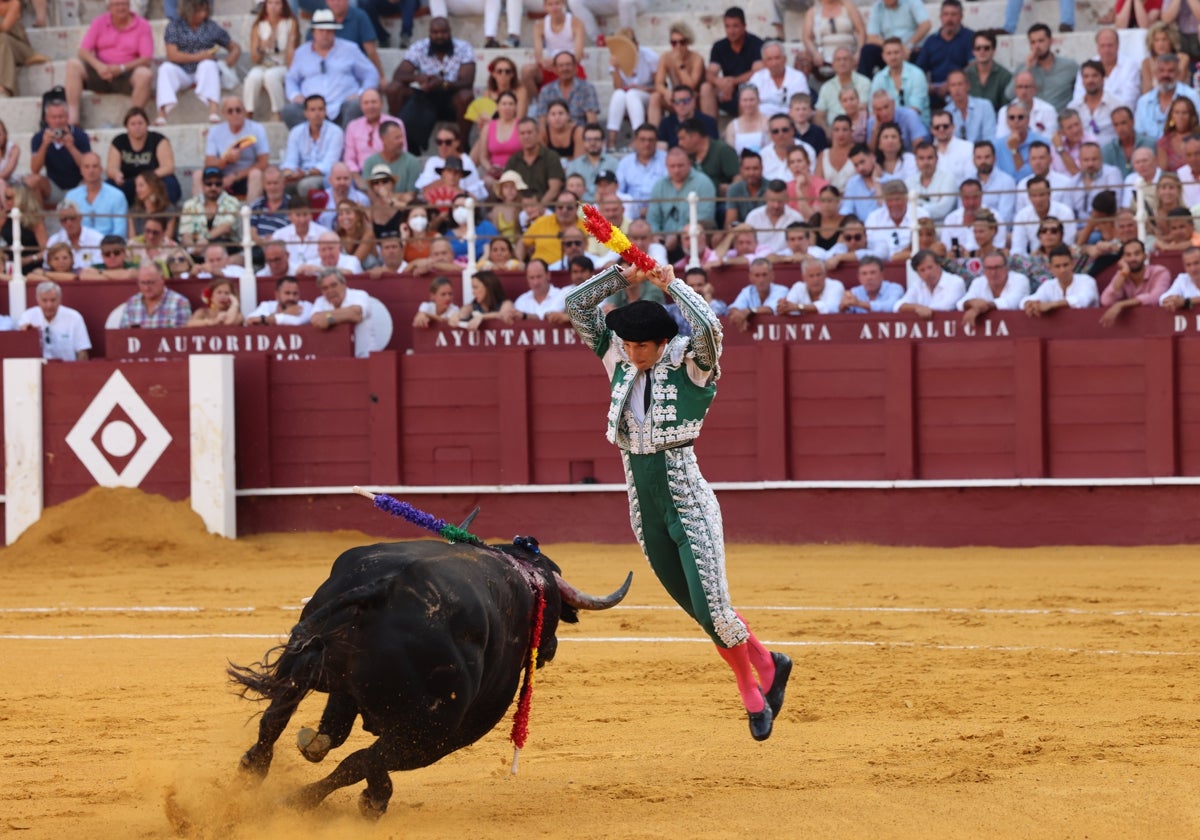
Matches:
[63,0,154,125]
[341,87,403,176]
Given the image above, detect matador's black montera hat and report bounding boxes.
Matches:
[606,300,679,343]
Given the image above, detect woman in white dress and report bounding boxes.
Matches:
[242,0,298,121]
[606,29,658,147]
[568,0,642,41]
[722,85,767,154]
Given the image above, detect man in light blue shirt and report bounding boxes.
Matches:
[283,12,380,129]
[861,0,931,76]
[870,37,930,126]
[65,152,128,238]
[616,124,668,219]
[1134,53,1200,138]
[943,69,996,143]
[840,143,883,220]
[972,141,1017,225]
[727,258,789,331]
[844,256,905,313]
[867,91,930,152]
[282,95,346,202]
[994,102,1050,180]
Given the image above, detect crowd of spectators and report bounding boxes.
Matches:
[11,0,1200,360]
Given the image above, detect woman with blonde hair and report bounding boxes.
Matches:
[648,21,710,124]
[466,56,528,126]
[606,28,658,147]
[2,183,47,272]
[163,246,195,280]
[723,85,767,154]
[26,242,77,283]
[243,0,298,121]
[334,198,377,269]
[188,277,241,326]
[1141,21,1190,94]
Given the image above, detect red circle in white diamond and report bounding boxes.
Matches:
[100,421,138,458]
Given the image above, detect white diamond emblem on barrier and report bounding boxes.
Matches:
[65,370,173,487]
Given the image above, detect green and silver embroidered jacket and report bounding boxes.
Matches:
[565,265,724,455]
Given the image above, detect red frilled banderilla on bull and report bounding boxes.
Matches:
[228,500,631,819]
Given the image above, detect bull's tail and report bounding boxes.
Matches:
[227,631,328,704]
[227,579,393,703]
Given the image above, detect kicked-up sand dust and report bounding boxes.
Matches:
[2,488,1200,838]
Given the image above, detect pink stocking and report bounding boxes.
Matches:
[715,642,765,712]
[737,613,776,689]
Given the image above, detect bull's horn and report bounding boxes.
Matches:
[553,571,632,610]
[458,506,480,531]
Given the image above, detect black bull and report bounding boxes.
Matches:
[228,539,631,816]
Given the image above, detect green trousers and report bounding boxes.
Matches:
[623,446,748,649]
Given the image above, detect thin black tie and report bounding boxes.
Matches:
[643,373,652,415]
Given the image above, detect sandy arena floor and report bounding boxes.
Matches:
[2,488,1200,838]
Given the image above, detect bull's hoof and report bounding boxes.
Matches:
[238,748,272,779]
[297,727,332,763]
[358,790,388,820]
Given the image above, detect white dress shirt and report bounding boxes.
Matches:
[748,66,810,117]
[894,271,967,312]
[245,299,315,325]
[1160,272,1200,304]
[784,278,846,314]
[744,204,806,253]
[939,207,980,253]
[514,285,568,319]
[1010,202,1077,256]
[933,137,975,186]
[997,98,1058,139]
[956,272,1031,311]
[865,205,928,260]
[1020,274,1100,308]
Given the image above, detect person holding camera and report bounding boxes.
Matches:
[25,99,91,209]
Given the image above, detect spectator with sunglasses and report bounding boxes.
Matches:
[44,200,102,270]
[657,85,718,152]
[821,215,872,271]
[178,167,240,257]
[759,113,815,183]
[80,234,138,281]
[997,72,1058,140]
[965,30,1012,114]
[943,69,995,145]
[1011,177,1077,256]
[926,109,974,185]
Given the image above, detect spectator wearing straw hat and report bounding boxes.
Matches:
[283,9,379,130]
[361,122,420,198]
